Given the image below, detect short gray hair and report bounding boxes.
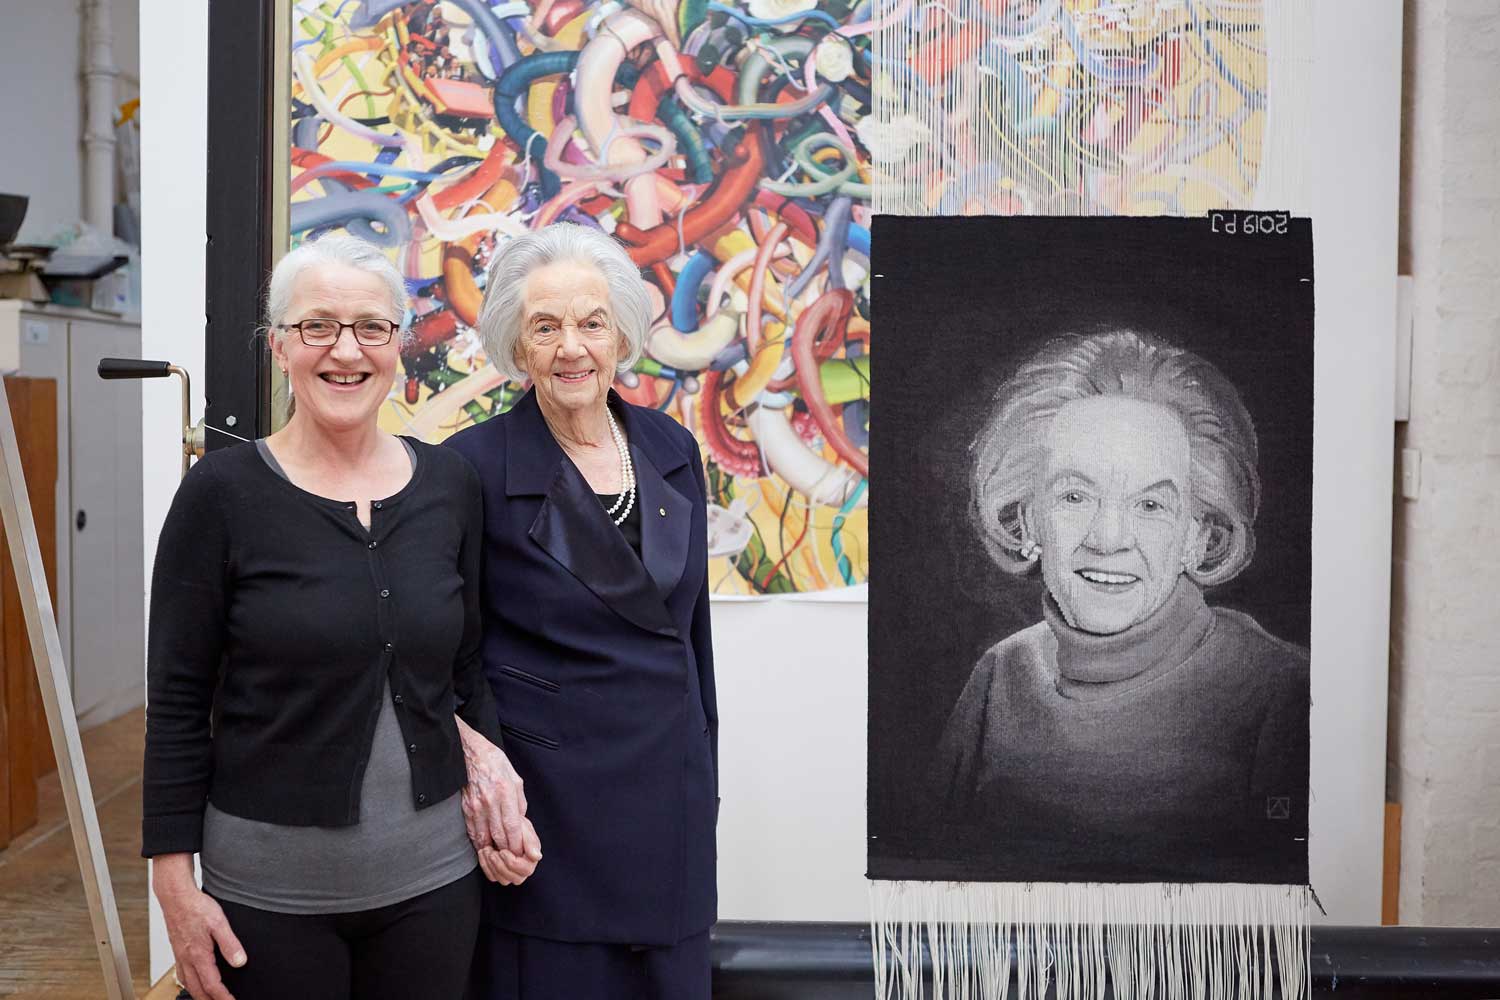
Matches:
[477,223,649,383]
[971,330,1262,587]
[264,233,406,334]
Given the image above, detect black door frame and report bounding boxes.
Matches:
[204,0,278,446]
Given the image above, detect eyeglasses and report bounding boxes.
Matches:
[283,318,399,347]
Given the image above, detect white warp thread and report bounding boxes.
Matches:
[871,881,1311,1000]
[868,0,1314,217]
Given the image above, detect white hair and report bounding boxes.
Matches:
[264,233,407,335]
[477,223,649,383]
[971,330,1261,587]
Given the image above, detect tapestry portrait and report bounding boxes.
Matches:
[868,214,1313,888]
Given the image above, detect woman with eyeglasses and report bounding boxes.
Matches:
[142,234,541,1000]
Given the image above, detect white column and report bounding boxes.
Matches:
[140,0,208,981]
[82,0,118,233]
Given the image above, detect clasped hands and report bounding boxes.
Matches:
[456,717,543,885]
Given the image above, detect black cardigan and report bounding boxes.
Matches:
[141,439,502,857]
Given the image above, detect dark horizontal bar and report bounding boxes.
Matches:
[97,358,173,380]
[710,921,1500,999]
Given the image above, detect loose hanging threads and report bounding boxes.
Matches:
[870,882,1311,1000]
[870,0,1311,217]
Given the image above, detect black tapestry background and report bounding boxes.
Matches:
[868,215,1313,886]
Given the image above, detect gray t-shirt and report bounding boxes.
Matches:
[199,439,476,914]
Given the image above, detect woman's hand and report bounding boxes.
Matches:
[476,819,544,884]
[152,853,245,1000]
[455,716,543,878]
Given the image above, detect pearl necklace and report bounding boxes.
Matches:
[604,408,636,526]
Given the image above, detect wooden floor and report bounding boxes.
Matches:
[0,707,153,998]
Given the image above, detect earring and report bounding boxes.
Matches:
[1020,539,1042,561]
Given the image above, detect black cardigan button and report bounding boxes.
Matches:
[393,693,403,705]
[407,743,417,754]
[380,589,390,598]
[417,792,427,804]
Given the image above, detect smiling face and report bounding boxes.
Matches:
[1028,395,1206,635]
[271,261,401,433]
[515,259,625,417]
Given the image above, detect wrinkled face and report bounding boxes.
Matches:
[515,259,625,416]
[271,262,401,433]
[1029,395,1205,635]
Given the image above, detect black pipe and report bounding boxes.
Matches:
[708,921,1500,999]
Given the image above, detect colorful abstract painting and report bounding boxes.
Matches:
[290,0,873,596]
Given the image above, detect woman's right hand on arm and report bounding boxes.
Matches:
[476,817,543,885]
[456,719,544,885]
[153,853,246,1000]
[455,716,542,862]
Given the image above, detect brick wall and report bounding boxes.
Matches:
[1390,0,1500,926]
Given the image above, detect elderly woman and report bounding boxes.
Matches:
[446,223,717,999]
[935,330,1308,878]
[143,234,538,1000]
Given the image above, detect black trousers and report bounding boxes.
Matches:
[211,868,481,1000]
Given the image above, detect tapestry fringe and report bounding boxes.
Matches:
[870,881,1311,1000]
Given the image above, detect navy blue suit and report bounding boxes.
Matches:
[446,389,717,992]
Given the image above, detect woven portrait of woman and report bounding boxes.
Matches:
[868,216,1313,886]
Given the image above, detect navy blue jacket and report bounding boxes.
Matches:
[446,388,717,946]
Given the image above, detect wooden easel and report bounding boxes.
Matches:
[0,378,133,998]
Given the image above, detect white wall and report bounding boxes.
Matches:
[715,602,869,920]
[0,2,84,241]
[113,0,140,100]
[0,0,139,243]
[139,0,207,982]
[1298,1,1403,926]
[1390,0,1500,927]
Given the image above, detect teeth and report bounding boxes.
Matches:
[1079,570,1138,585]
[323,373,367,385]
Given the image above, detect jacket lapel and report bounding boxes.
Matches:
[625,423,692,604]
[508,390,678,637]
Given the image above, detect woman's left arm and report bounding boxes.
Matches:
[456,715,542,883]
[452,463,502,744]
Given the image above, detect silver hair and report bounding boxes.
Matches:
[970,330,1262,587]
[477,223,649,383]
[263,233,407,335]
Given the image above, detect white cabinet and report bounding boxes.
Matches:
[8,304,144,727]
